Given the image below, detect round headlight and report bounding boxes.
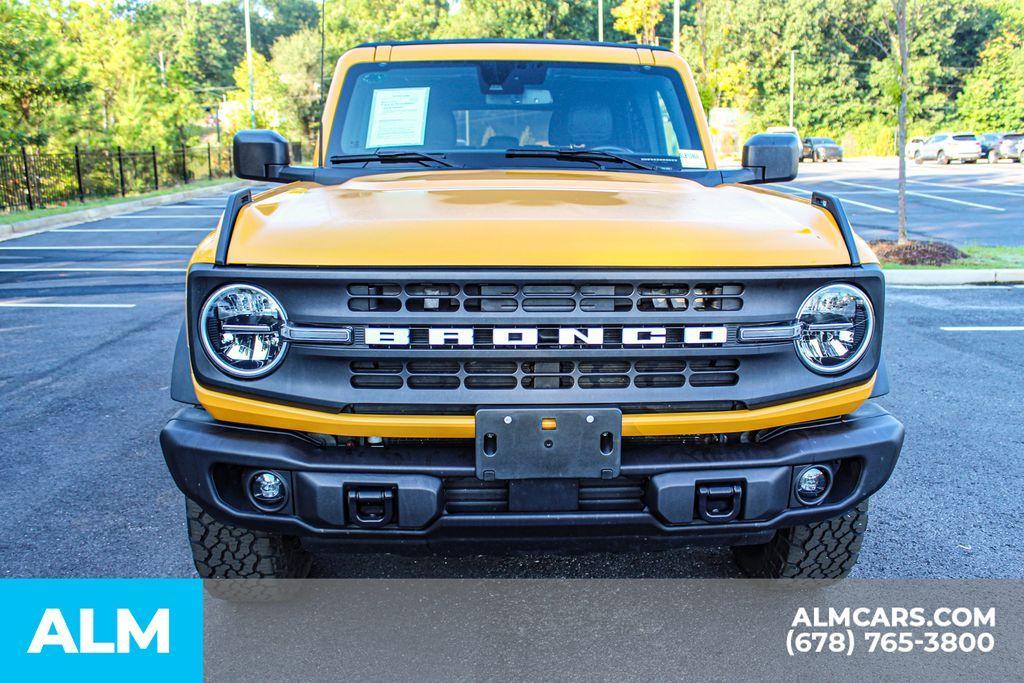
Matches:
[795,284,874,374]
[199,284,288,378]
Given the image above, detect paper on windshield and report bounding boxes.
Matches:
[366,87,430,148]
[679,149,707,169]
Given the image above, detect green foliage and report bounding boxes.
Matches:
[0,0,90,146]
[1,0,1022,154]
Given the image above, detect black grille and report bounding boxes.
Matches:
[442,477,645,514]
[346,281,744,314]
[351,359,740,391]
[444,478,509,513]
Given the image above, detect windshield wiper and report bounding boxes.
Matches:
[505,147,654,171]
[329,150,458,168]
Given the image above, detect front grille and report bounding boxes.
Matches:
[442,476,646,514]
[351,358,740,391]
[189,265,885,415]
[346,281,744,315]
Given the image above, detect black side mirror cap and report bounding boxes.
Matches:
[741,133,800,184]
[233,129,291,181]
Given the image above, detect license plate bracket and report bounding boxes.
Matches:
[475,408,622,480]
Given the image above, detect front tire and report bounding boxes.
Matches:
[914,152,923,165]
[186,498,312,599]
[937,150,949,165]
[732,500,869,579]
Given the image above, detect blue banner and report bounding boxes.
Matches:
[0,579,202,680]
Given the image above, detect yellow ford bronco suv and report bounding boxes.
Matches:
[161,39,903,581]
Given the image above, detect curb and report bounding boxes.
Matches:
[0,180,253,242]
[885,269,1024,285]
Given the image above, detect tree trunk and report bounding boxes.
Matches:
[895,0,909,245]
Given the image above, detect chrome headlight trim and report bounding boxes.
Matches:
[795,283,875,375]
[199,283,289,379]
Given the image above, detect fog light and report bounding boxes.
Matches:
[249,471,287,509]
[795,466,830,505]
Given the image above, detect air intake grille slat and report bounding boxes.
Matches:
[443,477,645,514]
[350,359,739,390]
[345,280,744,314]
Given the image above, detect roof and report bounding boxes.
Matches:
[356,38,672,52]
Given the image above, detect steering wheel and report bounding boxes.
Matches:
[589,145,634,155]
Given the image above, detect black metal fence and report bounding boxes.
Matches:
[0,142,303,213]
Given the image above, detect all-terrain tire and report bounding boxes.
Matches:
[186,498,312,600]
[731,500,868,579]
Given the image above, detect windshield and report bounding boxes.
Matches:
[329,60,706,170]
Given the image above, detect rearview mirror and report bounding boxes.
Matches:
[742,133,799,184]
[233,129,291,181]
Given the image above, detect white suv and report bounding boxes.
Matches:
[915,132,982,165]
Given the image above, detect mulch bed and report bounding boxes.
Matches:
[869,240,966,266]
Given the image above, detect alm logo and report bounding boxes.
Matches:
[28,608,170,654]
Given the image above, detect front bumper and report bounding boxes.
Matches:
[160,402,903,550]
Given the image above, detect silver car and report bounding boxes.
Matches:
[915,132,982,165]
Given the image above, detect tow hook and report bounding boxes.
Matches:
[696,483,743,523]
[346,487,396,527]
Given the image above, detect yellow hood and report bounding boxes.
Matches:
[219,170,872,268]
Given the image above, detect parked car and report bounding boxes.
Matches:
[801,137,843,162]
[994,132,1023,163]
[905,136,926,158]
[915,132,982,165]
[979,133,1005,163]
[767,125,800,139]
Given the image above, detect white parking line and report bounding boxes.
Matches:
[941,326,1024,332]
[832,180,1006,212]
[781,185,896,214]
[0,267,183,272]
[0,301,136,309]
[57,228,211,233]
[0,245,194,250]
[908,179,1024,198]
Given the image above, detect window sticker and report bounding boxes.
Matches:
[366,87,430,148]
[679,149,707,169]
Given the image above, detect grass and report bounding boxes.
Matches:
[0,178,235,226]
[880,245,1024,269]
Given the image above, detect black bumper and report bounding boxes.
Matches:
[160,403,903,550]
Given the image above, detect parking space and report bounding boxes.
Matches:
[778,157,1024,246]
[1,176,1022,580]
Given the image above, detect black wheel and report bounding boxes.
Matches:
[186,498,312,600]
[815,149,825,163]
[914,152,923,165]
[732,500,869,579]
[988,150,999,164]
[937,150,949,165]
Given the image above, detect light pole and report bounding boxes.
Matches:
[788,50,796,128]
[598,0,603,42]
[244,0,256,128]
[673,0,680,53]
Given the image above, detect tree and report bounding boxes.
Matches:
[0,0,90,146]
[956,9,1024,131]
[894,0,909,245]
[612,0,665,45]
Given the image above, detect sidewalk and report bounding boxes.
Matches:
[0,180,251,242]
[885,269,1024,285]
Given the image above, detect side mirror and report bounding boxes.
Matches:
[233,130,291,181]
[742,133,799,184]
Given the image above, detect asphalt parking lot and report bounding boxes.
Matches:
[1,167,1022,580]
[778,156,1024,246]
